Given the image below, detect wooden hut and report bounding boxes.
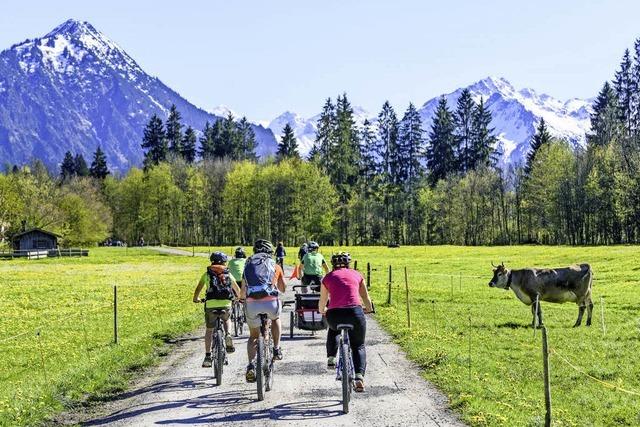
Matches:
[12,228,59,251]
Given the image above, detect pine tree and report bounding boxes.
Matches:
[359,119,378,187]
[218,113,238,158]
[376,101,400,184]
[165,104,184,156]
[199,121,215,159]
[235,117,257,161]
[614,49,633,132]
[210,120,225,159]
[60,151,76,181]
[525,117,551,176]
[89,146,110,179]
[312,98,337,171]
[398,102,424,185]
[181,126,197,163]
[277,123,299,160]
[74,154,90,177]
[141,114,167,169]
[631,38,640,133]
[426,97,456,186]
[453,89,476,173]
[589,82,621,147]
[471,97,498,168]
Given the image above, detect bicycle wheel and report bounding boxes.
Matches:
[233,304,241,337]
[256,335,265,401]
[340,333,351,414]
[289,311,294,339]
[265,332,274,392]
[215,329,224,386]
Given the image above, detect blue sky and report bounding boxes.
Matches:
[2,1,639,121]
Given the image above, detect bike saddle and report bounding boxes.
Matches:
[337,324,354,330]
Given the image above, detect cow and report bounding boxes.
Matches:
[488,262,593,328]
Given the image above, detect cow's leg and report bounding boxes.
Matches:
[531,303,543,328]
[574,304,585,327]
[586,296,594,327]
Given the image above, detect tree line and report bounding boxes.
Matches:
[2,38,640,247]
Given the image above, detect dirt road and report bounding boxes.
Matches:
[78,247,463,426]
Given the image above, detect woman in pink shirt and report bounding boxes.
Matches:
[319,252,373,392]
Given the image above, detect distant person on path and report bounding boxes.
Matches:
[298,242,308,262]
[193,251,241,368]
[241,239,287,382]
[319,252,373,392]
[275,242,286,268]
[227,247,247,286]
[300,241,328,293]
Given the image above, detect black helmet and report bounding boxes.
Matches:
[331,252,351,268]
[253,239,274,255]
[234,246,246,258]
[210,251,228,264]
[308,241,319,251]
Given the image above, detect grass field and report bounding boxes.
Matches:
[2,245,639,426]
[0,247,210,426]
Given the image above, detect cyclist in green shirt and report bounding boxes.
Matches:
[228,247,247,285]
[300,241,329,293]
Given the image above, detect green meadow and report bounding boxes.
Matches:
[1,245,639,426]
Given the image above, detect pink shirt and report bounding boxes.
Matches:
[322,268,363,309]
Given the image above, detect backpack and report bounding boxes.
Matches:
[205,266,234,301]
[244,253,279,299]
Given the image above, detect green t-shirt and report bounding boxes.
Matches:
[227,258,246,282]
[302,252,326,276]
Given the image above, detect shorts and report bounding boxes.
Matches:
[245,298,281,329]
[205,308,230,328]
[301,274,322,292]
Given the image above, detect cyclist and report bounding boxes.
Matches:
[275,242,286,268]
[318,252,373,392]
[192,251,241,368]
[228,246,247,285]
[300,241,329,293]
[297,242,308,262]
[241,239,287,382]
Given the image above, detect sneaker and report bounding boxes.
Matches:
[354,373,365,392]
[327,356,336,368]
[273,346,283,360]
[245,364,256,383]
[202,355,212,368]
[225,335,235,353]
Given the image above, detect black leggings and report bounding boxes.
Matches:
[326,306,367,375]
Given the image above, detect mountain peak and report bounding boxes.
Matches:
[45,19,98,38]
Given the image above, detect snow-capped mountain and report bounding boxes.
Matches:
[268,106,371,154]
[269,77,593,164]
[0,19,277,170]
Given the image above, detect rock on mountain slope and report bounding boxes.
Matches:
[269,77,593,164]
[0,19,277,171]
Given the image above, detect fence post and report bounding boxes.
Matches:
[600,296,606,335]
[404,267,411,328]
[541,325,552,427]
[367,262,371,289]
[450,275,454,300]
[36,330,48,383]
[113,285,119,344]
[354,260,358,271]
[386,265,392,305]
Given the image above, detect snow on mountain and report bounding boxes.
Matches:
[270,77,593,164]
[0,19,277,170]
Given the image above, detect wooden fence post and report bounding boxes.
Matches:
[386,265,392,305]
[354,260,358,271]
[367,262,371,289]
[404,267,411,328]
[541,325,552,427]
[113,285,119,344]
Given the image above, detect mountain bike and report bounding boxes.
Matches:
[256,313,274,401]
[231,299,245,337]
[201,301,228,386]
[336,324,355,413]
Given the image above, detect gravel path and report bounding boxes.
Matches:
[76,247,463,426]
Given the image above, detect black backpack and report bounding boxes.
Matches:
[205,266,234,301]
[243,253,278,299]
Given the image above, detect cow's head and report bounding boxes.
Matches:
[489,262,509,289]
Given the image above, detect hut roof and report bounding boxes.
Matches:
[12,228,61,240]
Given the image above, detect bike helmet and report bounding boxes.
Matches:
[234,246,246,258]
[308,241,319,251]
[210,251,228,264]
[331,252,351,268]
[253,239,274,254]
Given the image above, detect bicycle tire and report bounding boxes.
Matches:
[289,311,294,339]
[265,332,274,392]
[215,329,224,386]
[256,335,265,401]
[233,304,241,337]
[340,333,351,414]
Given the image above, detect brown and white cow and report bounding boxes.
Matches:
[488,262,594,327]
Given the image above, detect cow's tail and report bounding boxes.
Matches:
[579,263,593,286]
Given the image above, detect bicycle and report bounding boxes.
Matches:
[231,299,245,337]
[255,313,275,401]
[201,300,228,386]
